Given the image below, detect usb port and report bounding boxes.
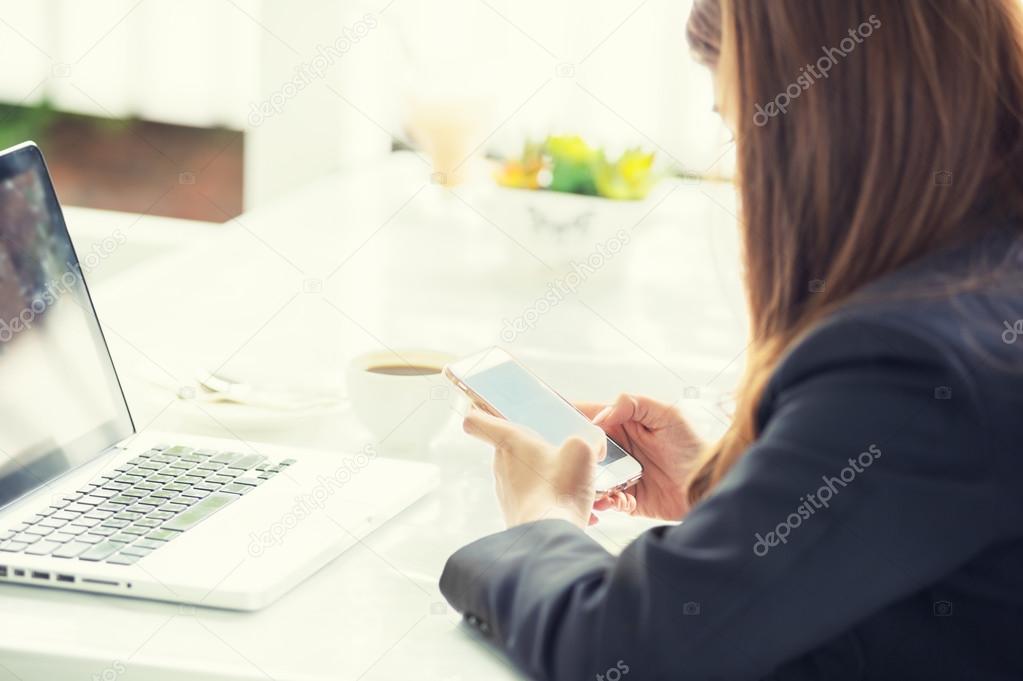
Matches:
[13,569,25,577]
[0,565,7,577]
[31,571,50,580]
[56,574,75,583]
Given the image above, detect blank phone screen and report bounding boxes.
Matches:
[463,358,627,464]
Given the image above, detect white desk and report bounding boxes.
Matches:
[0,153,745,681]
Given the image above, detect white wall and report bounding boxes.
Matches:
[0,0,732,207]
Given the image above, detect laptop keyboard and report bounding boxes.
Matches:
[0,445,294,566]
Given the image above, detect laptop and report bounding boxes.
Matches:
[0,142,438,610]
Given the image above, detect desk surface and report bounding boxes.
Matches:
[0,154,745,681]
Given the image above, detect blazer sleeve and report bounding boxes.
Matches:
[439,320,1010,680]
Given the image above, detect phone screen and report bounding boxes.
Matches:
[461,357,628,464]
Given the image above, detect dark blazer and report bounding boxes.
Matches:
[440,228,1023,680]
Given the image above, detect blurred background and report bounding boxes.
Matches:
[0,0,733,220]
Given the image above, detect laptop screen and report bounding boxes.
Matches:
[0,143,133,510]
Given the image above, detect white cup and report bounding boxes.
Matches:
[345,349,456,455]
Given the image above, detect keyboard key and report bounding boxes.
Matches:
[39,517,68,530]
[52,510,81,521]
[220,483,252,495]
[164,446,193,456]
[0,530,14,541]
[162,492,236,532]
[212,451,245,464]
[78,495,108,506]
[84,510,114,521]
[52,542,91,558]
[106,553,141,566]
[147,511,174,521]
[70,516,102,529]
[79,541,123,561]
[121,489,148,498]
[208,475,235,485]
[108,495,135,506]
[110,533,138,544]
[62,524,88,536]
[145,529,180,542]
[24,526,53,537]
[280,459,296,467]
[134,538,163,550]
[103,482,130,492]
[227,454,266,471]
[195,483,221,493]
[135,518,161,528]
[90,488,118,499]
[0,541,29,552]
[12,533,40,544]
[148,474,174,484]
[135,482,160,492]
[25,541,60,556]
[76,533,104,544]
[196,462,225,472]
[233,477,261,487]
[90,526,118,537]
[120,544,154,558]
[49,532,77,544]
[122,526,149,536]
[113,511,143,522]
[159,502,189,514]
[101,519,130,529]
[148,491,177,500]
[179,489,209,500]
[152,443,170,451]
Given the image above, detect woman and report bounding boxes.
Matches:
[440,1,1023,679]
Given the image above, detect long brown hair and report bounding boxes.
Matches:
[684,0,1023,505]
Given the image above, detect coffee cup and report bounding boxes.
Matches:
[345,349,456,455]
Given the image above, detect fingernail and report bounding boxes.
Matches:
[592,405,613,425]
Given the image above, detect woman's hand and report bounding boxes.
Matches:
[463,410,601,529]
[579,394,704,520]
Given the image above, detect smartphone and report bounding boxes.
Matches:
[444,347,643,496]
